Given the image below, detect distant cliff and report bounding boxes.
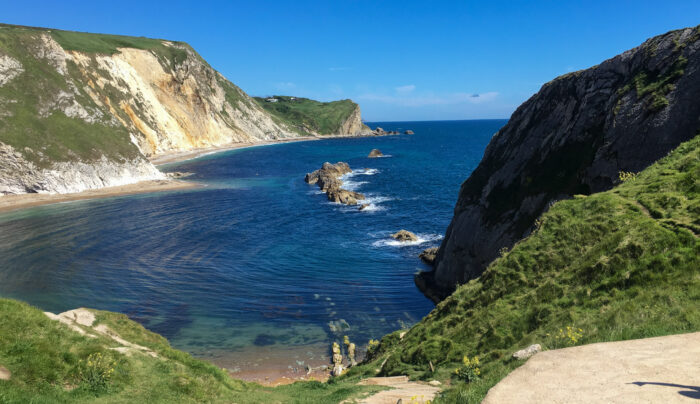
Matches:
[0,24,368,195]
[417,25,700,301]
[253,96,372,137]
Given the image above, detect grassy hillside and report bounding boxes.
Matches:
[355,134,700,403]
[254,96,360,136]
[0,298,384,403]
[0,24,143,167]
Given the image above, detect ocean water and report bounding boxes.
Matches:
[0,120,504,377]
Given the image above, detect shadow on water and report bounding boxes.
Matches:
[630,382,700,399]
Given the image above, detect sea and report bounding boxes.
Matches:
[0,119,505,381]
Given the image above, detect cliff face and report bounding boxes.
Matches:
[254,95,372,137]
[417,25,700,301]
[0,24,348,195]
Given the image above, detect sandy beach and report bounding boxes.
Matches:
[0,179,200,214]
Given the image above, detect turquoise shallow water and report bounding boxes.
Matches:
[0,120,504,374]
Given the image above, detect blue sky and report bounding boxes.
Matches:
[3,1,699,121]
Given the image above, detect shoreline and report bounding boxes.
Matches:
[0,132,393,215]
[150,135,321,166]
[0,179,200,215]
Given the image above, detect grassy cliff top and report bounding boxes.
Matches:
[253,96,359,136]
[0,298,384,403]
[356,134,699,403]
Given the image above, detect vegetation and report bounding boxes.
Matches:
[0,298,385,403]
[0,24,143,166]
[356,134,699,403]
[618,34,690,112]
[254,96,359,136]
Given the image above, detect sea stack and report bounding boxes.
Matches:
[305,162,365,206]
[368,149,383,158]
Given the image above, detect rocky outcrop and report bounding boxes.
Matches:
[391,230,418,242]
[418,25,700,301]
[405,130,414,135]
[368,149,383,158]
[371,127,400,136]
[418,247,439,265]
[338,104,373,137]
[305,162,365,205]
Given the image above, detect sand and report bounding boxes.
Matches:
[0,179,199,214]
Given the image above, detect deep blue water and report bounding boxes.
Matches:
[0,120,503,371]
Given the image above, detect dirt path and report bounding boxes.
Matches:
[351,376,441,404]
[483,332,700,403]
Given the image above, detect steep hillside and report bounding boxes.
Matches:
[418,25,700,300]
[0,298,384,403]
[0,24,371,195]
[254,96,371,136]
[361,133,699,403]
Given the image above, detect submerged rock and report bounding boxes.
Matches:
[405,130,414,135]
[359,203,370,211]
[391,230,418,242]
[368,149,383,158]
[419,247,439,265]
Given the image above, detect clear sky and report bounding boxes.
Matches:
[3,1,699,121]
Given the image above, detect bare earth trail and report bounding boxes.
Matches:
[483,332,700,403]
[348,376,441,404]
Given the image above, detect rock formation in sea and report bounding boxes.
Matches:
[391,230,418,242]
[368,149,383,158]
[418,247,439,265]
[305,162,365,206]
[417,25,700,302]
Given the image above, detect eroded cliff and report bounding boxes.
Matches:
[0,24,365,195]
[417,25,700,301]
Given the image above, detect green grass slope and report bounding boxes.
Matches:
[253,96,361,136]
[0,299,384,403]
[0,24,143,167]
[357,134,700,403]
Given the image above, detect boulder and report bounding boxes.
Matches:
[368,149,383,158]
[512,344,542,360]
[405,130,414,135]
[327,188,364,205]
[419,247,439,265]
[391,230,418,242]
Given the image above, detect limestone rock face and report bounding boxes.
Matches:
[418,25,700,301]
[0,25,350,195]
[0,143,164,195]
[391,230,418,242]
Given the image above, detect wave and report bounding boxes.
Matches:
[371,232,443,248]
